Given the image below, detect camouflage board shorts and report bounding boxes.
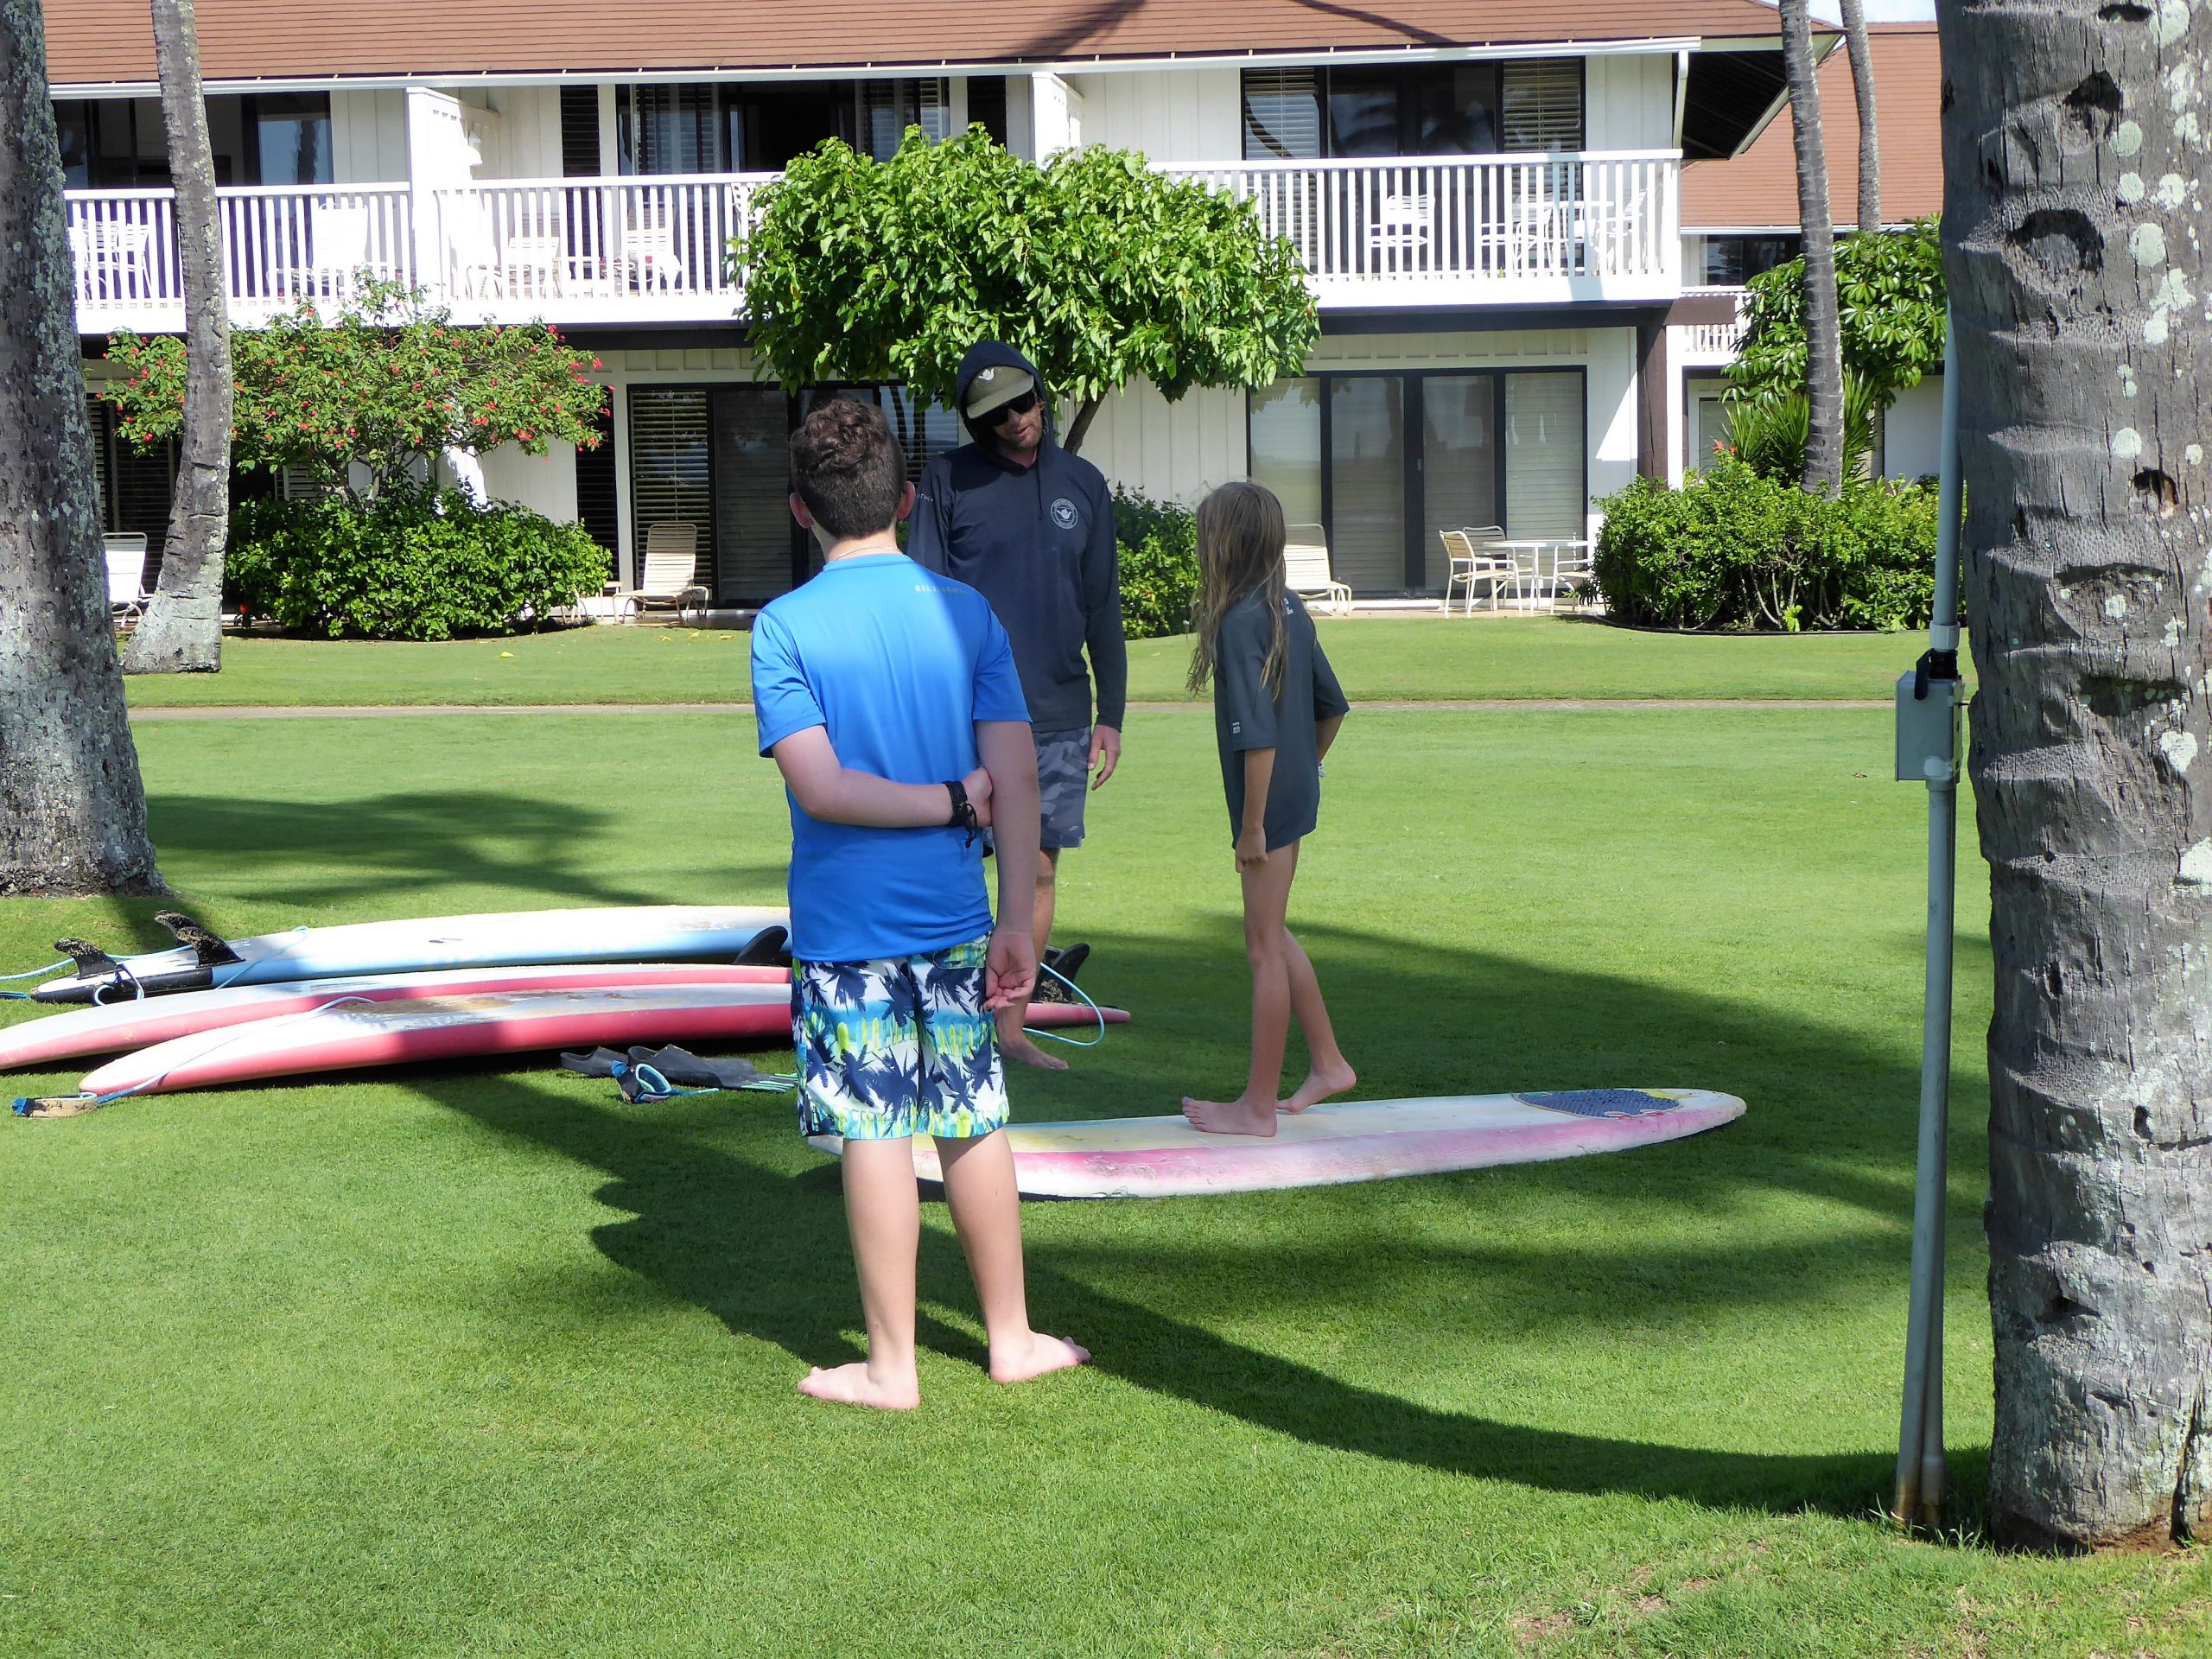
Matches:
[793,937,1008,1141]
[1034,726,1090,851]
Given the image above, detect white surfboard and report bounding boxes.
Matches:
[29,905,789,1002]
[809,1088,1745,1198]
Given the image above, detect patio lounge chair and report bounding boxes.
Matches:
[105,533,150,627]
[623,522,708,622]
[1284,524,1351,617]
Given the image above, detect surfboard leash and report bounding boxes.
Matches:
[1022,962,1106,1049]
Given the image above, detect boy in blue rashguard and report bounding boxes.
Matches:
[750,397,1089,1409]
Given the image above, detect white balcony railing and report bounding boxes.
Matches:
[1676,284,1751,363]
[1159,149,1681,304]
[67,183,415,331]
[69,152,1681,333]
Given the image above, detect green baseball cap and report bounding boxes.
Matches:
[963,364,1036,419]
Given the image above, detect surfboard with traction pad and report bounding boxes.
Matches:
[808,1088,1745,1198]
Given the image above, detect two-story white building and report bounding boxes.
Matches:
[48,0,1821,607]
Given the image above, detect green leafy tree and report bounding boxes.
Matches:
[734,130,1319,453]
[100,278,606,503]
[1727,221,1947,423]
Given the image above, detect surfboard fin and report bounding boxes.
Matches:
[733,926,791,969]
[53,938,124,981]
[155,912,244,968]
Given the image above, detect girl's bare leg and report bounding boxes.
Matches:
[1184,842,1300,1136]
[936,1130,1088,1383]
[1279,927,1356,1112]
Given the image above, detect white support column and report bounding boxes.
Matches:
[1028,72,1083,159]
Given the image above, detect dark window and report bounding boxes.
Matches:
[967,77,1008,146]
[248,93,332,186]
[1700,233,1802,286]
[1243,60,1580,162]
[620,79,950,174]
[573,397,618,580]
[560,86,602,178]
[55,103,94,188]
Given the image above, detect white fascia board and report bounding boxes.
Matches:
[53,36,1715,99]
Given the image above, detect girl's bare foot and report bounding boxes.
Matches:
[988,1331,1090,1384]
[798,1362,920,1410]
[1281,1060,1357,1114]
[1182,1093,1280,1136]
[999,1029,1070,1071]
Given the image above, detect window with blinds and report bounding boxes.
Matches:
[627,387,712,588]
[855,79,950,162]
[560,85,601,178]
[1503,372,1586,539]
[619,85,728,175]
[1501,60,1584,154]
[1243,68,1322,161]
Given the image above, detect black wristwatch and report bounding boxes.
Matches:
[944,779,980,845]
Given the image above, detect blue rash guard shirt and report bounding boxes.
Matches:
[750,552,1030,963]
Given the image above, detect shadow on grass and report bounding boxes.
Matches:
[420,918,1974,1521]
[145,790,785,912]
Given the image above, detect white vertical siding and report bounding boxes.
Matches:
[1584,52,1676,151]
[477,442,580,519]
[1075,382,1243,504]
[1067,68,1240,163]
[488,87,564,179]
[1883,374,1945,480]
[329,89,407,182]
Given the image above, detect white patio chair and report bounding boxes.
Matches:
[1283,524,1351,617]
[1440,526,1516,614]
[623,522,708,622]
[1368,193,1433,267]
[71,221,156,302]
[104,533,150,627]
[500,234,565,299]
[1546,541,1599,612]
[304,204,373,300]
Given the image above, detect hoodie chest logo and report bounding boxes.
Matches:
[1050,498,1080,531]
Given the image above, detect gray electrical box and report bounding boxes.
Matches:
[1896,671,1961,784]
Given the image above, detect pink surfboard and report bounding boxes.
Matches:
[809,1088,1745,1198]
[73,984,1129,1099]
[0,963,790,1072]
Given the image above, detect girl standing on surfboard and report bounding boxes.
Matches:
[1181,482,1357,1137]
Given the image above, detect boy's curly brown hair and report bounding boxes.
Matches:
[789,398,907,540]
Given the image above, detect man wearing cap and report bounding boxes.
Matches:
[909,340,1126,1071]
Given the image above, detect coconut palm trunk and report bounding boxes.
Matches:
[1838,0,1882,235]
[121,0,232,675]
[1777,0,1846,494]
[0,0,164,894]
[1940,3,2212,1548]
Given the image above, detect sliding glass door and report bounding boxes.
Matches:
[1248,367,1583,596]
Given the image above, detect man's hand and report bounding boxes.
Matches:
[962,766,994,827]
[1236,825,1269,871]
[985,926,1038,1011]
[1088,724,1122,790]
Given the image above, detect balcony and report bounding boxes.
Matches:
[1676,285,1751,365]
[67,151,1682,334]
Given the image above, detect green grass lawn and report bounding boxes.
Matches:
[121,617,1939,709]
[3,702,2200,1657]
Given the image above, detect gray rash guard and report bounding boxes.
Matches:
[1213,588,1350,850]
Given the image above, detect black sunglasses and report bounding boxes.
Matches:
[982,389,1041,425]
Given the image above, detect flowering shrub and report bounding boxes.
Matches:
[226,489,608,640]
[101,278,605,503]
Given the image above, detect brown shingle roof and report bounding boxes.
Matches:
[1682,22,1941,230]
[45,0,1797,87]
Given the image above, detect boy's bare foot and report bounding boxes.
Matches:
[1181,1093,1280,1136]
[988,1332,1090,1384]
[1281,1061,1357,1114]
[999,1029,1070,1071]
[798,1362,920,1410]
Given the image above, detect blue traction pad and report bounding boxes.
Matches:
[1516,1089,1681,1119]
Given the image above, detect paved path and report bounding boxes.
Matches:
[130,697,1890,721]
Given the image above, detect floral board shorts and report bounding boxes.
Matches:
[793,937,1008,1141]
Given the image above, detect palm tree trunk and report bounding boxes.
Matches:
[121,0,232,675]
[1941,2,2212,1549]
[1778,0,1846,495]
[1839,0,1882,234]
[0,0,164,893]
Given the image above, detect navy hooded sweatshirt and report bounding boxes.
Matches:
[908,342,1128,734]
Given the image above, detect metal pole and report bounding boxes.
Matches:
[1895,316,1963,1528]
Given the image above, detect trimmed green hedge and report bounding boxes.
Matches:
[228,490,609,641]
[1112,486,1198,640]
[1592,454,1942,632]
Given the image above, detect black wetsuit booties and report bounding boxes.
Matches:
[907,341,1128,738]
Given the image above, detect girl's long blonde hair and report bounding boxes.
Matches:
[1186,481,1290,697]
